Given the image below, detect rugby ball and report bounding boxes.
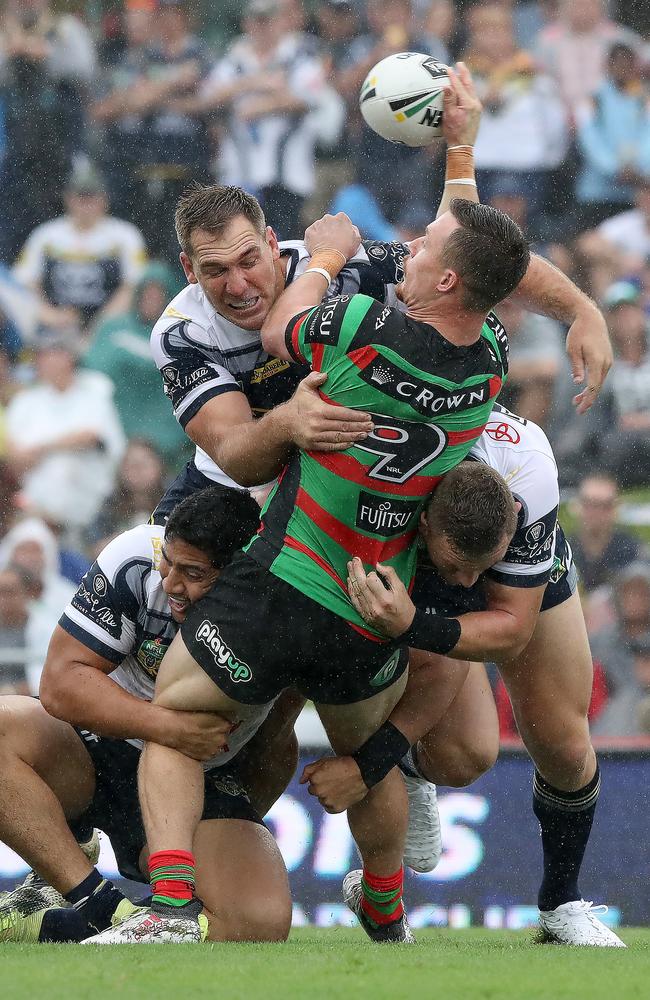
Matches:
[359,52,450,147]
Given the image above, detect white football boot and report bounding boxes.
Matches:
[399,750,442,874]
[1,829,101,911]
[82,899,208,944]
[539,900,626,947]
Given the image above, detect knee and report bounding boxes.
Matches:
[531,732,594,782]
[418,737,498,788]
[206,896,292,943]
[0,695,37,747]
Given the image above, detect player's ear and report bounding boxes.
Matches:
[437,268,459,294]
[180,252,198,285]
[419,510,429,537]
[266,226,280,259]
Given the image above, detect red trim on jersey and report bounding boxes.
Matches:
[295,488,417,563]
[489,375,502,397]
[290,315,307,362]
[447,423,487,446]
[347,346,379,371]
[310,451,442,497]
[310,342,324,372]
[282,537,387,643]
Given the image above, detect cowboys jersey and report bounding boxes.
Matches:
[58,522,272,766]
[469,404,561,587]
[150,240,408,489]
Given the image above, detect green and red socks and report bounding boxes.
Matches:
[149,849,196,908]
[361,867,405,927]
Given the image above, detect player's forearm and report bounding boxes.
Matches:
[40,663,176,744]
[436,146,479,219]
[208,408,295,487]
[450,608,533,660]
[511,254,598,325]
[261,271,333,360]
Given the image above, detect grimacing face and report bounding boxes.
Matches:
[180,215,281,330]
[159,537,221,623]
[421,515,511,588]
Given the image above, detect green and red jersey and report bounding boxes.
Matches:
[245,293,508,638]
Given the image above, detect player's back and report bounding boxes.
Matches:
[246,293,508,635]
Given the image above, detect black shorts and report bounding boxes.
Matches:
[181,550,408,705]
[74,730,264,882]
[151,461,240,524]
[412,525,578,620]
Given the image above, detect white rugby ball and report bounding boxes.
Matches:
[359,52,450,147]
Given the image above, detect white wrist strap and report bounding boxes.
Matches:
[444,178,477,186]
[448,145,474,151]
[304,266,333,285]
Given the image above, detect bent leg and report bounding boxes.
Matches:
[236,689,304,815]
[317,672,409,877]
[0,696,96,892]
[415,661,499,787]
[497,592,599,911]
[498,592,596,791]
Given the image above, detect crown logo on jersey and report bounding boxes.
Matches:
[370,365,393,386]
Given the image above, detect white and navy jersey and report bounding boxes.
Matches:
[150,239,409,488]
[58,523,272,766]
[469,404,559,587]
[14,216,146,323]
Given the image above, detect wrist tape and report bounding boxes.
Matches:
[352,720,411,788]
[308,248,347,280]
[445,146,475,184]
[401,608,462,655]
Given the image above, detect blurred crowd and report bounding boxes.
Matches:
[0,0,648,740]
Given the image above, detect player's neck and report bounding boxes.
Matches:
[407,304,485,347]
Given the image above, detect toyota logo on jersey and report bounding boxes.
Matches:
[485,422,521,445]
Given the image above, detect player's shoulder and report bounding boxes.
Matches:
[477,405,555,463]
[99,214,144,241]
[96,523,164,580]
[151,284,211,339]
[25,216,69,243]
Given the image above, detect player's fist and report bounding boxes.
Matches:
[304,212,362,262]
[300,755,369,813]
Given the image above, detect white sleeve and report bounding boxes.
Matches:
[13,229,46,287]
[118,224,147,285]
[150,315,241,429]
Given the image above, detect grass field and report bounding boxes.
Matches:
[2,929,649,1000]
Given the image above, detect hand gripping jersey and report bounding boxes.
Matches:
[469,404,560,587]
[58,523,272,766]
[245,293,509,636]
[150,240,409,489]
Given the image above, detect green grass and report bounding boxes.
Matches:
[2,929,649,1000]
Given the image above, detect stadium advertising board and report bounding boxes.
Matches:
[1,752,647,927]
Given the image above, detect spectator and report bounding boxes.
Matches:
[569,472,642,593]
[85,438,169,556]
[598,281,650,486]
[492,296,565,429]
[0,564,31,694]
[579,180,650,295]
[13,164,147,334]
[4,331,125,543]
[90,0,157,238]
[535,0,642,124]
[333,0,446,221]
[83,260,189,468]
[0,515,75,694]
[592,564,650,737]
[576,42,650,228]
[200,0,337,236]
[462,3,568,223]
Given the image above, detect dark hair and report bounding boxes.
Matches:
[443,199,530,312]
[175,183,266,257]
[425,461,517,559]
[165,487,261,568]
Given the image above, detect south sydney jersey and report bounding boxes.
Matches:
[150,240,409,488]
[58,523,272,766]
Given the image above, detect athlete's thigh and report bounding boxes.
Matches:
[418,661,499,781]
[316,669,409,756]
[0,695,95,815]
[153,634,253,718]
[497,591,593,728]
[193,818,292,942]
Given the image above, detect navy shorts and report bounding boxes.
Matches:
[412,525,578,619]
[181,550,408,705]
[74,730,263,881]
